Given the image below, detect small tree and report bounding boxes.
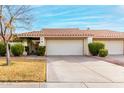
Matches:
[0,5,32,65]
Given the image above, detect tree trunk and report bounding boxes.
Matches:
[6,42,10,65]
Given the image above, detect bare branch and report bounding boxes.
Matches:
[5,6,12,17]
[0,5,33,43]
[15,6,32,17]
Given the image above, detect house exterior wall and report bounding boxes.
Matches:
[12,35,124,56]
[39,36,46,46]
[10,37,124,56]
[83,37,93,55]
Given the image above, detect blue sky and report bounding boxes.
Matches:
[19,5,124,32]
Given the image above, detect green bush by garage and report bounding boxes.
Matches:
[88,42,105,56]
[11,44,24,56]
[99,49,108,57]
[0,42,6,56]
[37,46,46,56]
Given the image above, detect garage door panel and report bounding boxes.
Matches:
[105,41,123,55]
[94,40,123,55]
[46,40,83,55]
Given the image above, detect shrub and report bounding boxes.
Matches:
[99,49,108,57]
[37,46,46,56]
[88,42,105,56]
[11,44,24,56]
[25,46,29,55]
[0,42,6,56]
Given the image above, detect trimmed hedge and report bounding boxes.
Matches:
[99,49,108,57]
[88,42,105,56]
[0,42,6,56]
[37,46,46,56]
[11,44,24,56]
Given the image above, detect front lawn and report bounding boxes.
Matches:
[0,58,46,82]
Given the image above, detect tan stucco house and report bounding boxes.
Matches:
[15,28,124,56]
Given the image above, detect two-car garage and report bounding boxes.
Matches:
[46,40,84,55]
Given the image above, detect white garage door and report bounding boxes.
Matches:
[105,40,123,55]
[46,40,83,55]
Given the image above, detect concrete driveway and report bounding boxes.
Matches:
[47,56,124,88]
[108,55,124,62]
[95,55,124,66]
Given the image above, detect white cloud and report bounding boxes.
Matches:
[114,5,124,14]
[118,6,124,10]
[61,15,112,21]
[41,10,71,17]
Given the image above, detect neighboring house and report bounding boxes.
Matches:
[16,28,124,56]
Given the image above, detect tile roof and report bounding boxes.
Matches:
[82,30,124,38]
[17,28,124,39]
[43,28,93,37]
[17,31,44,37]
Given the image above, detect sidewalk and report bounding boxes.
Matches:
[1,82,124,88]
